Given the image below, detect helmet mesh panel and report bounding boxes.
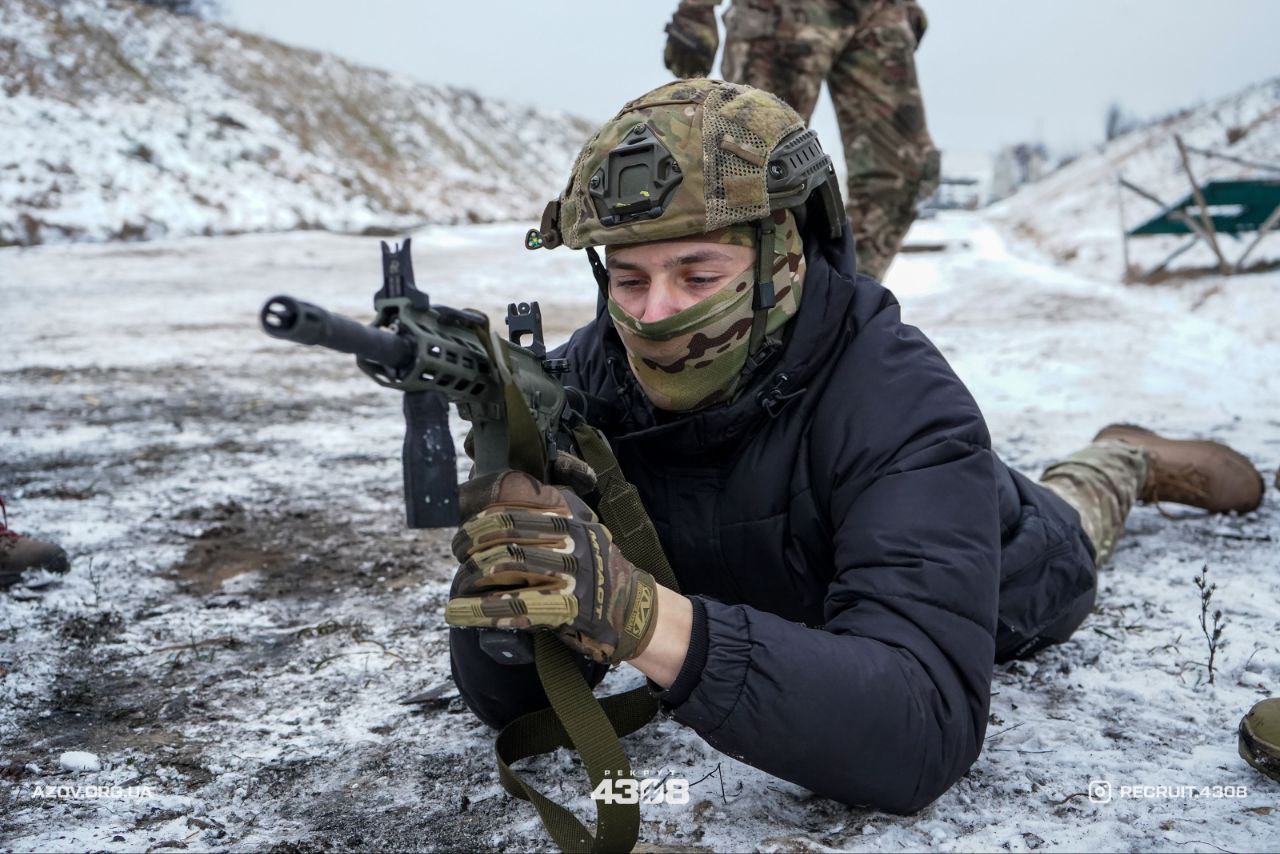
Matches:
[702,88,771,232]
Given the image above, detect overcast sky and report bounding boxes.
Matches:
[222,0,1278,169]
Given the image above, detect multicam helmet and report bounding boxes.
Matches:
[530,78,845,254]
[527,79,847,410]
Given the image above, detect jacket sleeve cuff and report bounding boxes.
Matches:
[650,595,709,708]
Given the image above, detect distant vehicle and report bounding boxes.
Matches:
[919,176,982,217]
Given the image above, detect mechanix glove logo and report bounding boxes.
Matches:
[625,583,654,640]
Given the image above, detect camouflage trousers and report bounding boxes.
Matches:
[1040,441,1151,565]
[720,0,940,280]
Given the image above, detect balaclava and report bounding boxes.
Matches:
[606,209,805,411]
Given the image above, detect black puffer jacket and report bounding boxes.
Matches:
[450,223,1096,814]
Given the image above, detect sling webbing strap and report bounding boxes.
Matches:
[491,423,679,853]
[572,424,679,591]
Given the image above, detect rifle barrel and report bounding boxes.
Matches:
[261,295,414,372]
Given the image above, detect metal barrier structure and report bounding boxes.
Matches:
[1118,135,1280,280]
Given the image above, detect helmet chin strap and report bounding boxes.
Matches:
[747,215,778,358]
[586,246,610,294]
[586,245,611,314]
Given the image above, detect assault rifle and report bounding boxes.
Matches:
[258,238,672,852]
[260,238,604,533]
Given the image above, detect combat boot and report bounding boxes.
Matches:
[1092,424,1263,513]
[1239,698,1280,783]
[0,498,70,590]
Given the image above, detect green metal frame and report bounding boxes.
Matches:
[1128,179,1280,237]
[1120,175,1280,279]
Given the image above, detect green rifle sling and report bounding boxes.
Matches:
[490,424,679,852]
[573,424,679,592]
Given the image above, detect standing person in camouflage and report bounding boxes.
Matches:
[664,0,939,281]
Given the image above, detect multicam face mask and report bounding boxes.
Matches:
[607,210,806,411]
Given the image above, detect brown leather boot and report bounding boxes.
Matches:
[1093,424,1264,514]
[0,498,70,590]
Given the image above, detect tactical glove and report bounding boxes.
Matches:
[445,470,659,666]
[663,2,719,79]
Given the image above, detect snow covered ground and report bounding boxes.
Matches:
[1,213,1278,852]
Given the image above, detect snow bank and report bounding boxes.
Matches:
[0,0,595,246]
[991,77,1280,281]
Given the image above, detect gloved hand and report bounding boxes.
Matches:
[663,2,719,78]
[445,469,659,666]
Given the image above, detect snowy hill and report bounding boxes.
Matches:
[991,77,1280,281]
[0,0,596,246]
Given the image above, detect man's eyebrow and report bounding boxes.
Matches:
[607,259,645,272]
[607,249,736,273]
[667,249,734,268]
